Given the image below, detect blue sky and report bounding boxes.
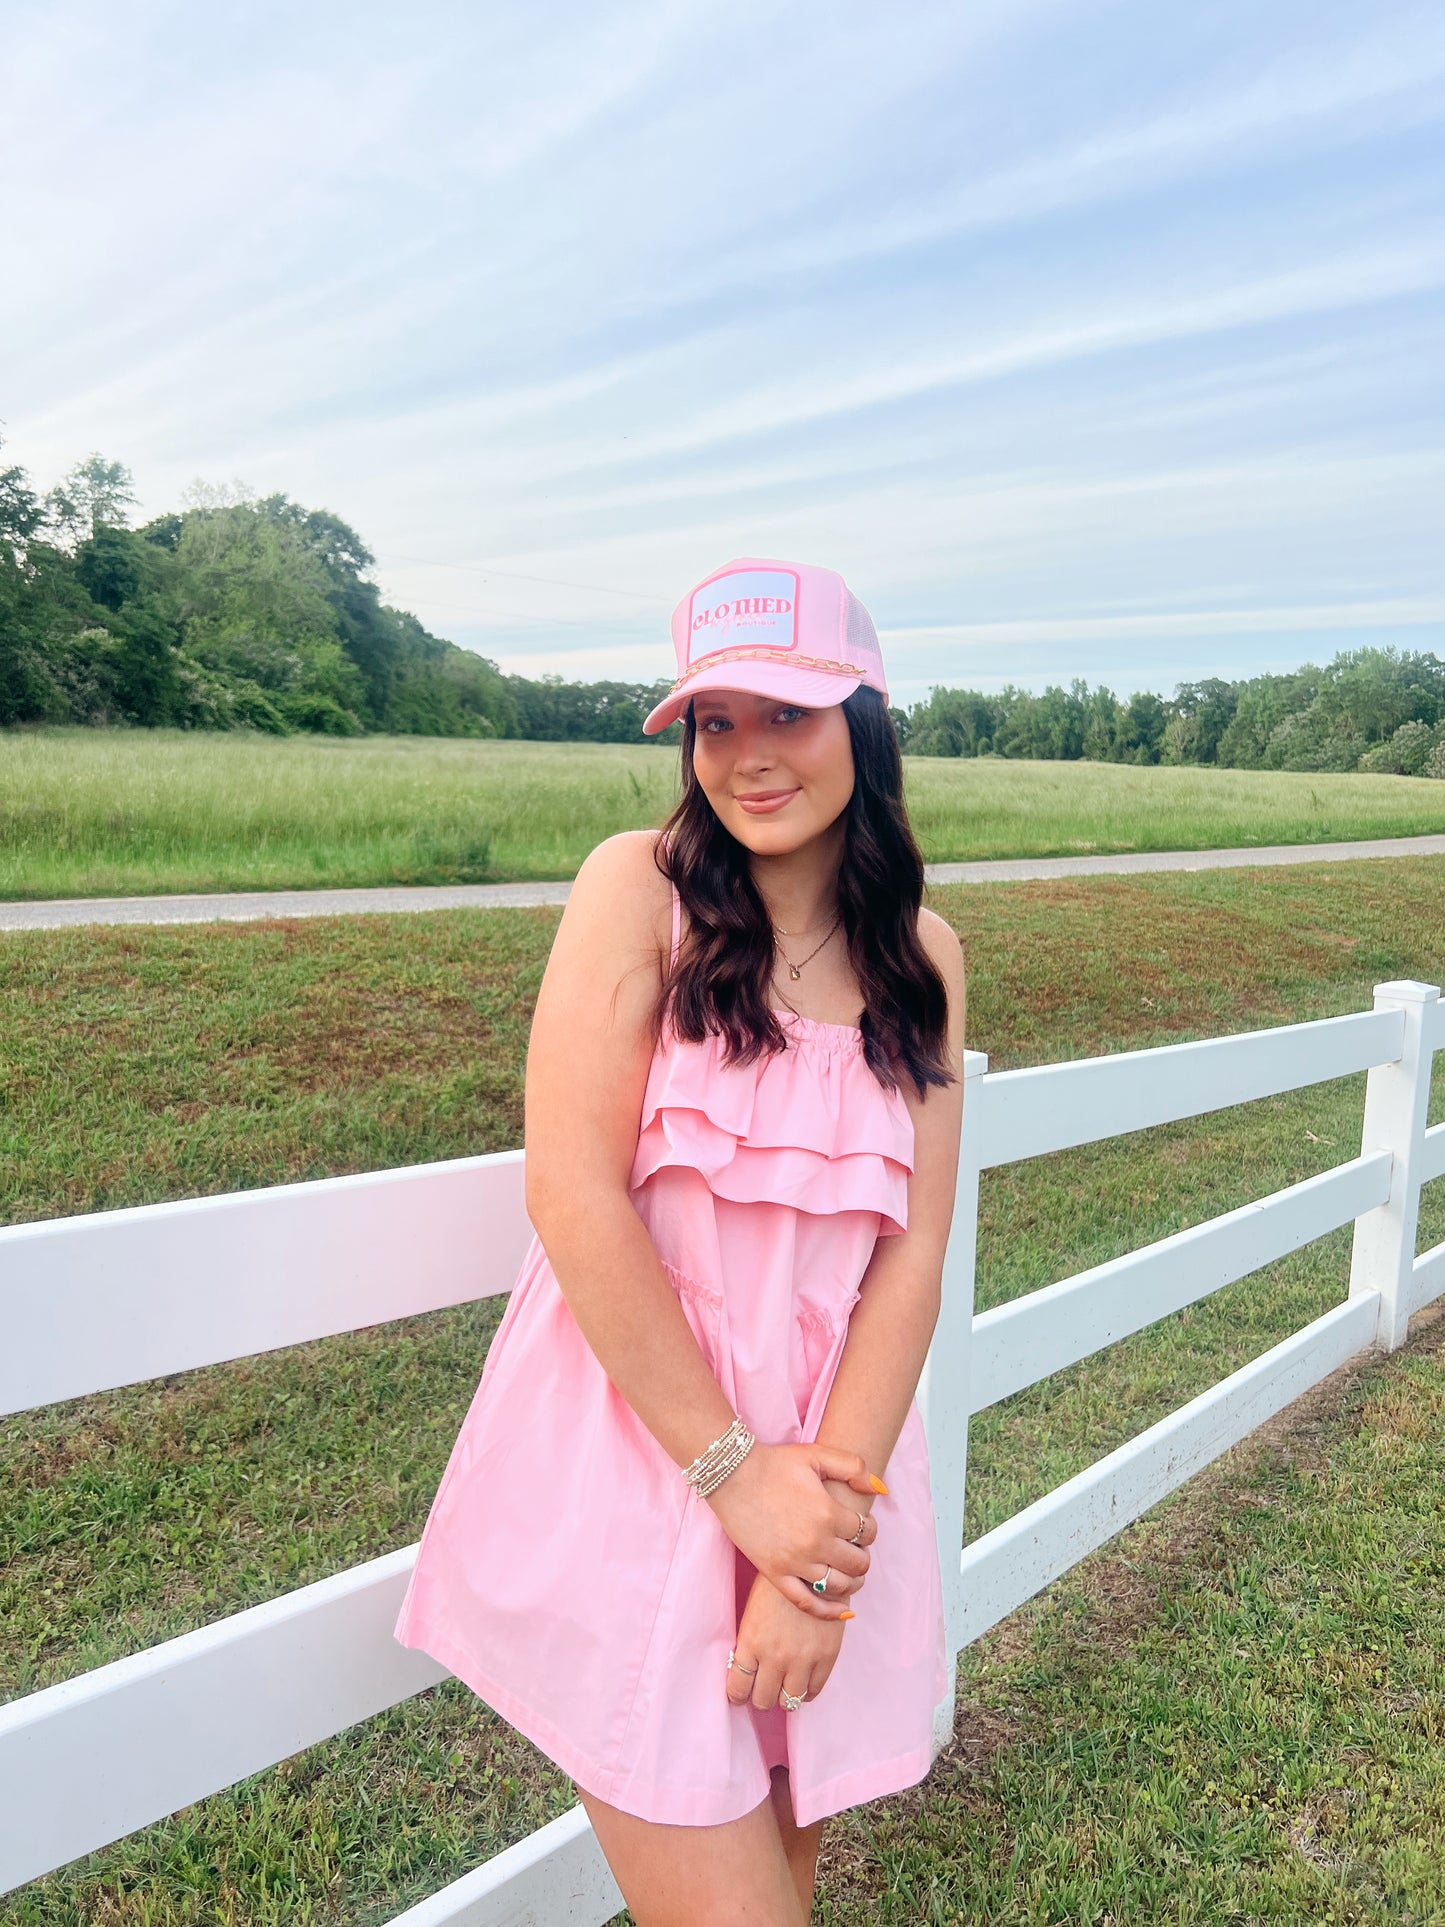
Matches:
[4,0,1443,707]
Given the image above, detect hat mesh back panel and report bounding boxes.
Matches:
[844,593,883,686]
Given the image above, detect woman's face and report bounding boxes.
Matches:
[688,689,855,855]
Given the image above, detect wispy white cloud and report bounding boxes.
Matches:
[541,241,1445,475]
[439,2,706,182]
[629,17,1445,310]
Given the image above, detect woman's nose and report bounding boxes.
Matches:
[731,723,774,773]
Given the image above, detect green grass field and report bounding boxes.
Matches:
[5,726,1445,899]
[2,859,1444,1922]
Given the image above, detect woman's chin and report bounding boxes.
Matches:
[721,809,834,856]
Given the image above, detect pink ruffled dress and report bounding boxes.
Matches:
[392,873,948,1828]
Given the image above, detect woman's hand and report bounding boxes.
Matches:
[822,1475,879,1553]
[705,1440,884,1619]
[727,1571,849,1711]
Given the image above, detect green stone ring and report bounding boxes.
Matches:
[812,1566,832,1595]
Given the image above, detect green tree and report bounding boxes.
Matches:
[994,682,1089,760]
[902,686,1000,756]
[1080,686,1122,762]
[1216,669,1319,768]
[0,442,43,553]
[75,525,151,612]
[1328,647,1445,740]
[1117,690,1168,764]
[1164,679,1238,764]
[173,501,366,721]
[110,605,183,725]
[43,453,138,547]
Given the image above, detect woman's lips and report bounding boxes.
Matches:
[734,789,799,814]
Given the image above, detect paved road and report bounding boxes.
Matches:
[3,833,1443,932]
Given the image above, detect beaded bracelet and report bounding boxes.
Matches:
[683,1415,756,1497]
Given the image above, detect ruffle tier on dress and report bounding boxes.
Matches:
[631,1006,913,1233]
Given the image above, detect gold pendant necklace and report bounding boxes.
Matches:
[774,914,841,981]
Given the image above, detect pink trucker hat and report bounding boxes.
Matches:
[641,556,889,735]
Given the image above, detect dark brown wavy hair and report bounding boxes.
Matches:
[653,685,954,1099]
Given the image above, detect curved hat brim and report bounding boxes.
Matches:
[641,661,866,736]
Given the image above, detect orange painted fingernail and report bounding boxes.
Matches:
[869,1474,889,1494]
[839,1611,856,1621]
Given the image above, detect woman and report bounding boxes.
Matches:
[394,557,966,1926]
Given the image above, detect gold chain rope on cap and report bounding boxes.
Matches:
[668,646,870,694]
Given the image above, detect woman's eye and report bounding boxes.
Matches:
[777,706,806,723]
[699,716,730,733]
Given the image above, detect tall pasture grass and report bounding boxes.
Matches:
[0,730,679,897]
[4,725,1445,898]
[902,753,1445,861]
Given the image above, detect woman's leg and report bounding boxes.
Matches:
[767,1766,825,1918]
[578,1782,810,1927]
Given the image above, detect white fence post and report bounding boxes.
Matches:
[1349,980,1441,1352]
[917,1045,987,1753]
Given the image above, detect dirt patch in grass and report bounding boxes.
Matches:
[212,982,495,1096]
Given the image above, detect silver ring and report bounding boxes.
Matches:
[811,1566,832,1596]
[727,1646,757,1675]
[780,1688,805,1712]
[848,1512,866,1545]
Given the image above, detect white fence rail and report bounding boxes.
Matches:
[2,980,1441,1917]
[0,1152,531,1416]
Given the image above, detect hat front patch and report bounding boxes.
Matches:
[688,567,799,664]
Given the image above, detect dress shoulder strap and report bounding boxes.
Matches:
[659,839,683,1047]
[662,828,683,972]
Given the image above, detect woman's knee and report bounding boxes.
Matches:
[579,1784,808,1927]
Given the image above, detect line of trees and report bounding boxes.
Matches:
[3,446,1442,776]
[0,445,678,743]
[900,658,1445,776]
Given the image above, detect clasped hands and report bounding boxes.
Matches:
[706,1441,884,1713]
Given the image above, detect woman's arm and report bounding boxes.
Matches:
[522,831,735,1470]
[523,830,880,1615]
[813,908,967,1518]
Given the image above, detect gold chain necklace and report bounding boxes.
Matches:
[773,914,842,982]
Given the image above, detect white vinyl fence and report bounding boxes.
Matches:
[2,980,1442,1919]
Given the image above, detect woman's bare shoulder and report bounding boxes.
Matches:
[571,827,671,897]
[566,828,673,954]
[916,903,964,975]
